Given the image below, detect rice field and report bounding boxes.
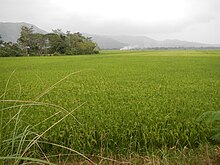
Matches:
[0,50,220,164]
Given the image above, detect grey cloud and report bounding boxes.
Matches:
[0,0,220,43]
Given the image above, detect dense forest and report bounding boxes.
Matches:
[0,26,99,57]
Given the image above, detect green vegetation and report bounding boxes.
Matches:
[198,110,220,143]
[0,26,99,57]
[0,50,220,164]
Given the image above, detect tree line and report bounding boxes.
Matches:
[0,26,99,57]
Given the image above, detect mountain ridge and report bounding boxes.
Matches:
[1,22,219,49]
[0,22,47,43]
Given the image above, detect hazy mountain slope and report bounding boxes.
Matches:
[156,39,219,48]
[111,35,158,48]
[83,33,127,49]
[111,36,220,49]
[1,22,219,49]
[105,35,220,49]
[0,22,47,42]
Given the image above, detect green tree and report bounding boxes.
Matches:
[17,26,34,56]
[0,42,22,57]
[31,33,46,55]
[0,34,3,44]
[65,32,99,55]
[45,33,66,54]
[16,27,99,56]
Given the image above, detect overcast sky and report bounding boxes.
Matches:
[0,0,220,44]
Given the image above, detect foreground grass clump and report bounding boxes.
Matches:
[0,50,220,164]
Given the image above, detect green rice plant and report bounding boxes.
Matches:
[0,50,220,163]
[197,111,220,143]
[0,71,95,165]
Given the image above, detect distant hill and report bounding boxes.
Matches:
[156,39,220,48]
[110,35,220,49]
[0,22,47,43]
[111,35,158,48]
[83,33,127,49]
[1,22,219,49]
[85,34,220,50]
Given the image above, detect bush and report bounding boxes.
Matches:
[0,43,22,57]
